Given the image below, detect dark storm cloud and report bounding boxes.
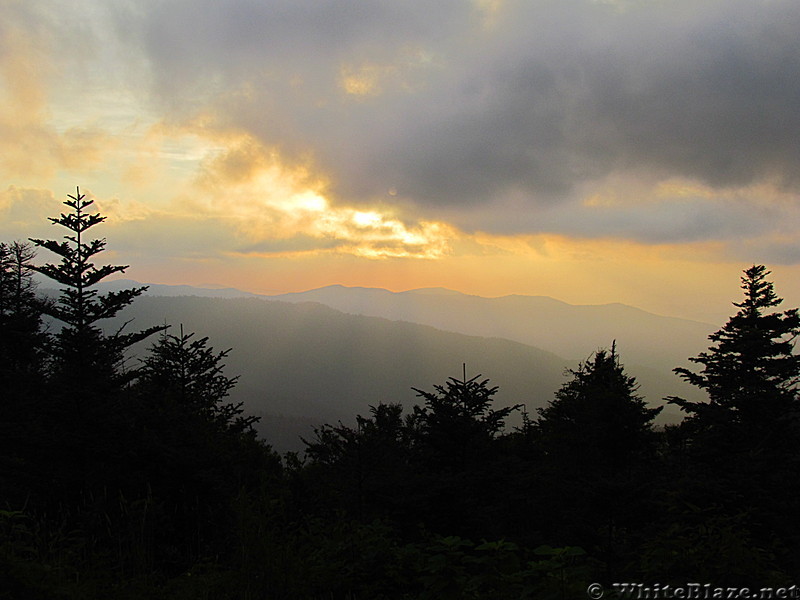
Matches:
[114,0,800,232]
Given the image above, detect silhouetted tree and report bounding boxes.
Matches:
[132,326,280,575]
[2,189,294,598]
[17,188,167,556]
[663,266,800,580]
[29,186,163,398]
[669,265,800,450]
[138,326,257,433]
[0,242,49,511]
[410,369,520,470]
[402,370,522,539]
[535,345,661,574]
[538,344,661,474]
[0,241,46,380]
[303,403,413,521]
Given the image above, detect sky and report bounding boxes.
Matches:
[3,0,800,323]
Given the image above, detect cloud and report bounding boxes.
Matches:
[0,2,123,178]
[186,134,456,259]
[113,0,800,217]
[8,0,800,263]
[0,186,61,236]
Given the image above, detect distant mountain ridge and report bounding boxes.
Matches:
[88,280,708,449]
[98,294,572,451]
[97,279,260,299]
[268,284,715,371]
[100,280,714,368]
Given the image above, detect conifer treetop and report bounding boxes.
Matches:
[668,264,800,426]
[734,265,780,312]
[28,186,164,385]
[29,187,144,329]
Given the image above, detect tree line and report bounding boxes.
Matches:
[2,188,800,598]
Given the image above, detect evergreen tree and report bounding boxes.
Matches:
[668,265,800,449]
[132,327,277,575]
[303,403,413,521]
[0,241,46,380]
[653,266,800,584]
[537,344,661,474]
[22,187,165,519]
[29,187,163,396]
[138,326,257,433]
[410,368,520,469]
[0,241,49,510]
[405,370,521,539]
[534,345,661,572]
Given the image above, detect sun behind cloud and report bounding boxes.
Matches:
[179,133,456,260]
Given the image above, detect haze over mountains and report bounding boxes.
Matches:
[270,285,715,371]
[92,280,714,450]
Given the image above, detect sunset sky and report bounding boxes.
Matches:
[3,0,800,323]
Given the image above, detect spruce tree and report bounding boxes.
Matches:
[29,187,164,396]
[406,370,521,538]
[0,241,49,508]
[537,344,661,474]
[535,345,661,574]
[661,266,800,582]
[303,403,412,521]
[138,326,256,433]
[410,369,520,469]
[668,265,800,449]
[0,241,46,379]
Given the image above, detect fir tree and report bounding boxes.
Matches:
[660,266,800,581]
[303,403,412,521]
[0,241,46,379]
[29,187,164,395]
[0,241,49,509]
[535,345,661,574]
[410,368,520,469]
[138,326,257,433]
[537,344,661,474]
[668,265,800,448]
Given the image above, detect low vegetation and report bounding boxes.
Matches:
[2,189,799,597]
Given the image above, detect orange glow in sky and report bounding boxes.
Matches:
[3,0,800,324]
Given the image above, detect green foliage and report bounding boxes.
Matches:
[406,536,593,600]
[526,545,594,600]
[413,536,523,599]
[638,503,788,587]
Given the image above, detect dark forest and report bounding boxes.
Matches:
[3,190,800,598]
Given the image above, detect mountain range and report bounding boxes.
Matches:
[269,285,714,371]
[91,280,714,451]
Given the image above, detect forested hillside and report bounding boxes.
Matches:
[81,293,694,451]
[104,295,566,448]
[3,191,800,598]
[271,284,714,370]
